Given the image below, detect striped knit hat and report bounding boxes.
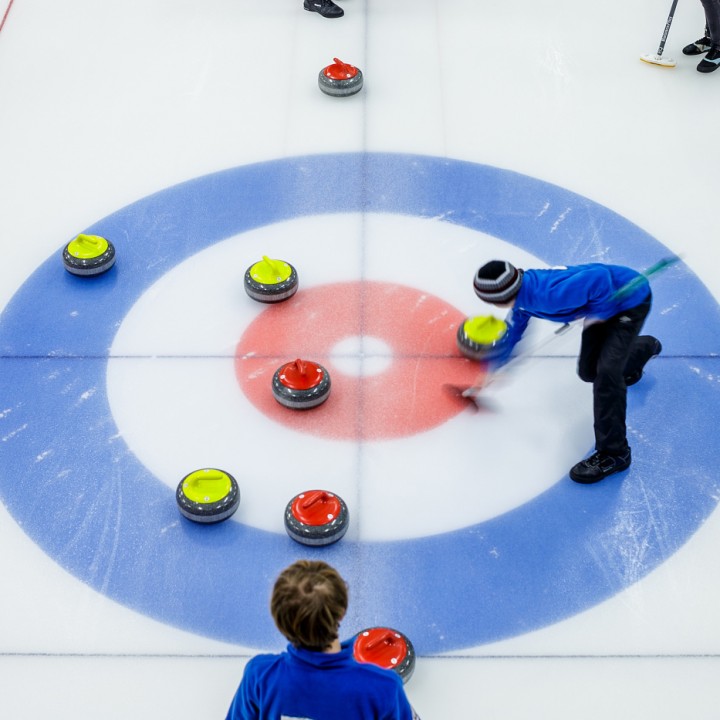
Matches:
[473,261,524,304]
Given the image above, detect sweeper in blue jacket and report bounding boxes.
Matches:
[473,260,662,484]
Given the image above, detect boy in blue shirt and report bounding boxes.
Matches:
[226,560,418,720]
[473,260,662,484]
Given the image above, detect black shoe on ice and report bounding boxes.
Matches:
[682,35,712,55]
[304,0,344,18]
[569,449,631,484]
[697,46,720,73]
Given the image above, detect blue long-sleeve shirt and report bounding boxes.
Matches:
[502,263,650,351]
[226,640,415,720]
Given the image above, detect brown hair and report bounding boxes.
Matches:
[270,560,348,651]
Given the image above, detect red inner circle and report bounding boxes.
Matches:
[291,491,342,526]
[235,281,486,441]
[354,628,408,668]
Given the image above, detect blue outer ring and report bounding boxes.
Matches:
[1,153,719,652]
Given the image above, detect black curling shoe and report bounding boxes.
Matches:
[304,0,344,18]
[682,35,713,55]
[697,46,720,73]
[570,449,632,484]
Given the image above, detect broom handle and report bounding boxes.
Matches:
[657,0,680,56]
[610,254,682,300]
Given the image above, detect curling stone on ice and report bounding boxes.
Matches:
[62,234,116,276]
[456,315,509,361]
[353,627,416,684]
[176,468,240,523]
[244,255,299,303]
[318,58,363,97]
[272,358,331,409]
[284,489,349,546]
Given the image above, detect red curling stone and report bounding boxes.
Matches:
[272,358,331,409]
[284,489,349,546]
[318,57,364,97]
[353,627,416,683]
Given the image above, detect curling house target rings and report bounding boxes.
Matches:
[236,280,478,441]
[0,153,719,653]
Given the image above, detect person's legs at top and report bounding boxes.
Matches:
[696,0,720,71]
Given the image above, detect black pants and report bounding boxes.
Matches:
[700,0,720,43]
[576,296,655,455]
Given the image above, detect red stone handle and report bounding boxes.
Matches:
[364,632,398,651]
[301,490,330,509]
[332,57,353,72]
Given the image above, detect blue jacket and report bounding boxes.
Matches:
[502,263,650,351]
[226,640,415,720]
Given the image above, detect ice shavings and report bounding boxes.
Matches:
[2,423,28,442]
[550,207,572,233]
